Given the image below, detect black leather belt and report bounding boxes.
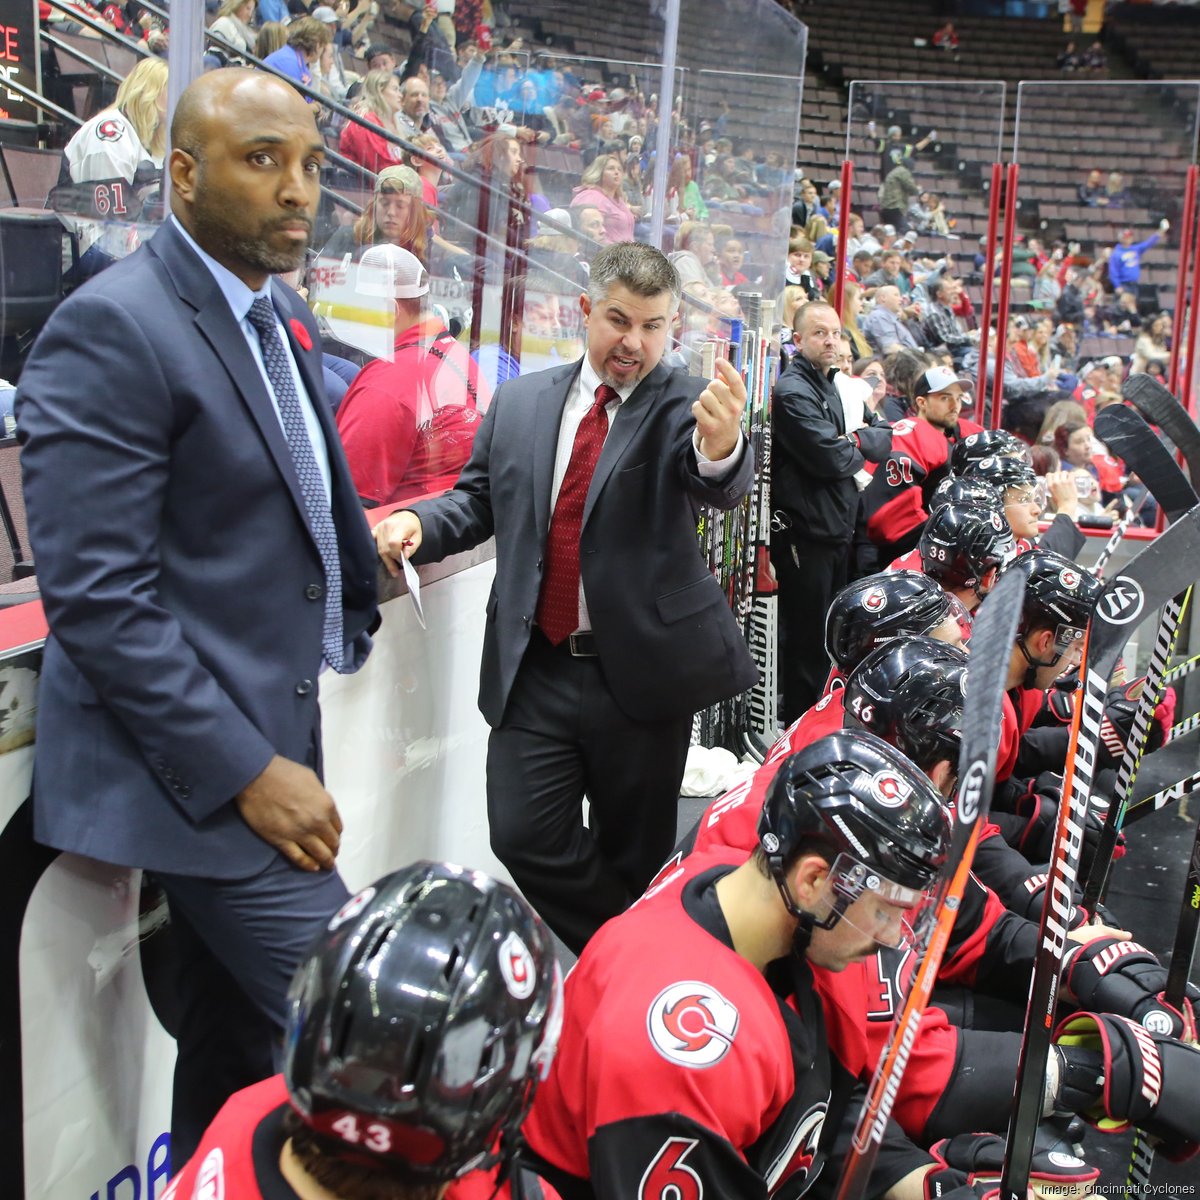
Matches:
[534,626,599,656]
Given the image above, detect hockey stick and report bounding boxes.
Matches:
[1090,516,1129,579]
[1000,504,1200,1200]
[1170,710,1200,741]
[1123,373,1200,487]
[1126,778,1200,1191]
[1082,585,1192,912]
[1094,406,1198,524]
[1166,651,1200,685]
[1121,767,1200,828]
[834,569,1026,1200]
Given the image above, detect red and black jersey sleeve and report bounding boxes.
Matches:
[864,418,952,551]
[693,689,846,858]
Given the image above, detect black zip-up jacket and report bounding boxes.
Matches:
[771,352,891,544]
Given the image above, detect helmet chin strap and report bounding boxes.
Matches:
[1016,634,1057,690]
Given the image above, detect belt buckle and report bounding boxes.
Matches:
[568,632,596,657]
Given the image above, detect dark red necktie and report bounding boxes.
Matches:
[536,384,617,644]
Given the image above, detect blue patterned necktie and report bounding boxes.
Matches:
[246,296,345,672]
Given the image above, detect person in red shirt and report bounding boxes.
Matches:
[164,861,562,1200]
[337,244,491,505]
[864,366,985,560]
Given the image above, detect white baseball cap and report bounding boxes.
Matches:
[356,243,429,299]
[917,365,974,403]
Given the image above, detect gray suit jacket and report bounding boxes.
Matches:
[410,359,758,725]
[15,219,379,877]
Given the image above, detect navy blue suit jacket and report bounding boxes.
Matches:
[410,359,759,726]
[15,219,379,878]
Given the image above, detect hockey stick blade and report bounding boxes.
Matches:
[1000,503,1200,1200]
[834,569,1026,1200]
[1094,405,1198,524]
[1123,374,1200,487]
[1128,776,1200,1189]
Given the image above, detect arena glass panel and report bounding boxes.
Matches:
[842,80,1006,386]
[1013,81,1200,683]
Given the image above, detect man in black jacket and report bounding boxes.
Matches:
[771,301,891,720]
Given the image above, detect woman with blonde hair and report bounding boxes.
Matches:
[805,213,829,246]
[1132,312,1171,375]
[569,153,635,244]
[208,0,256,57]
[254,20,287,59]
[64,55,168,187]
[840,280,871,359]
[339,68,406,175]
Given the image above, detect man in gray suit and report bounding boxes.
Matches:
[376,242,757,952]
[16,70,378,1165]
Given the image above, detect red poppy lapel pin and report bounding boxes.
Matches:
[289,319,313,352]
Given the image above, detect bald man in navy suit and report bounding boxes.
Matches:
[16,70,378,1165]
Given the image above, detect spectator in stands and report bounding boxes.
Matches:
[1057,267,1086,326]
[403,3,456,83]
[622,152,646,218]
[395,75,433,139]
[209,0,257,57]
[1037,399,1088,448]
[1103,171,1130,206]
[875,123,935,174]
[811,250,833,293]
[924,274,978,369]
[669,221,719,289]
[54,55,168,273]
[1058,41,1082,72]
[1077,168,1105,205]
[786,235,821,300]
[840,280,871,358]
[428,50,483,157]
[570,153,635,245]
[880,160,919,233]
[717,237,751,288]
[779,284,806,333]
[850,249,876,283]
[881,348,931,422]
[1082,41,1106,72]
[262,17,332,95]
[337,245,490,506]
[863,248,911,298]
[854,355,888,414]
[1033,249,1064,307]
[363,42,397,72]
[647,152,707,224]
[862,284,919,354]
[797,177,829,221]
[257,0,287,25]
[908,190,951,236]
[252,20,284,58]
[932,21,959,50]
[1098,288,1142,334]
[440,128,525,252]
[1110,220,1168,294]
[1132,312,1172,376]
[321,164,428,263]
[339,69,406,174]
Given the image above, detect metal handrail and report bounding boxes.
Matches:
[41,29,127,86]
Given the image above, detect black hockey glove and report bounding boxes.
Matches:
[1054,1011,1200,1161]
[1064,937,1198,1041]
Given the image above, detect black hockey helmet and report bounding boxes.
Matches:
[824,570,955,672]
[844,636,969,770]
[950,429,1027,476]
[930,473,1004,513]
[962,453,1039,496]
[1010,547,1102,652]
[919,501,1017,596]
[285,861,562,1184]
[758,731,951,935]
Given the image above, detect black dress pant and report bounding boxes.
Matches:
[486,629,691,955]
[774,531,851,723]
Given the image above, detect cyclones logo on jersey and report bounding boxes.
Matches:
[766,1099,828,1190]
[97,117,126,142]
[647,981,739,1068]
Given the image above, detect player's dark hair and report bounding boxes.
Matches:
[587,242,681,308]
[284,1112,444,1200]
